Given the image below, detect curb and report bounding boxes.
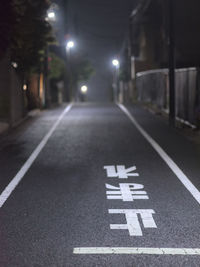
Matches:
[0,122,9,135]
[0,109,41,137]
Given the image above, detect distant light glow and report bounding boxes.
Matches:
[11,62,18,68]
[48,11,55,19]
[81,85,88,94]
[112,59,119,67]
[23,84,27,91]
[67,41,75,49]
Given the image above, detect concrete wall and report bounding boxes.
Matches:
[28,74,40,110]
[10,66,25,126]
[0,52,25,127]
[0,52,11,121]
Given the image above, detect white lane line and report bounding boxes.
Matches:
[0,104,73,208]
[73,247,200,255]
[117,104,200,205]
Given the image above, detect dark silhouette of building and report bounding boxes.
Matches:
[129,0,200,75]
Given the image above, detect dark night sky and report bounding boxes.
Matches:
[66,0,138,102]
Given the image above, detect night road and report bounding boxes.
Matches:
[0,103,200,267]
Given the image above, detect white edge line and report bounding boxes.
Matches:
[0,103,73,208]
[73,247,200,255]
[117,103,200,205]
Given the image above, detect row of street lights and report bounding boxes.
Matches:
[65,39,89,100]
[47,8,75,52]
[47,9,75,52]
[47,4,176,121]
[47,8,119,102]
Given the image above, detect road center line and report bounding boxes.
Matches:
[0,104,73,208]
[73,247,200,255]
[118,104,200,205]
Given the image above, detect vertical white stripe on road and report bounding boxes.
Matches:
[0,104,73,208]
[118,104,200,205]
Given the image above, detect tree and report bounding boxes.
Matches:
[70,54,95,85]
[0,0,15,59]
[76,58,95,83]
[49,52,65,81]
[10,0,54,78]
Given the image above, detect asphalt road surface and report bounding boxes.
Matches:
[0,103,200,267]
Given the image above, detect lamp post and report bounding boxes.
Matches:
[81,85,88,94]
[112,59,120,103]
[66,40,75,51]
[44,8,57,108]
[80,85,88,102]
[47,11,56,21]
[46,3,58,22]
[66,40,75,101]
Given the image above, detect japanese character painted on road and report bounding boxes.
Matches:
[109,209,157,236]
[106,183,149,201]
[104,165,139,179]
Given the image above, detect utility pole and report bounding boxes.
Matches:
[169,0,176,127]
[44,45,51,108]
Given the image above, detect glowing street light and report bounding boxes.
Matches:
[48,11,55,19]
[81,85,88,94]
[112,59,119,68]
[46,11,56,22]
[111,58,120,103]
[67,40,75,49]
[23,84,27,91]
[11,62,18,68]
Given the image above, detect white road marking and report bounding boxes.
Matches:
[104,165,139,178]
[106,183,149,201]
[0,104,73,208]
[73,247,200,255]
[109,209,157,236]
[118,104,200,205]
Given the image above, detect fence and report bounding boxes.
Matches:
[136,68,200,127]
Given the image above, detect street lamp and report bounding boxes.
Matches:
[66,40,75,50]
[46,11,56,22]
[66,40,75,100]
[112,59,119,68]
[44,9,57,107]
[81,85,88,94]
[112,58,120,103]
[79,85,88,102]
[46,3,58,22]
[48,11,55,19]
